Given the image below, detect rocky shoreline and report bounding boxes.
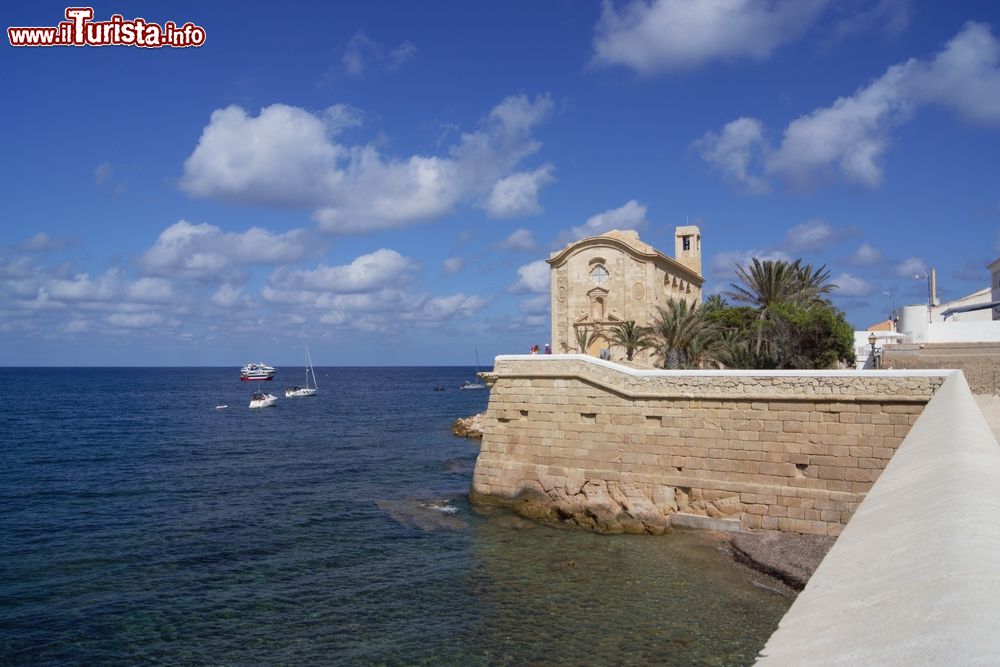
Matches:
[451,413,484,439]
[455,412,833,588]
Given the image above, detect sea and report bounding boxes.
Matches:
[1,367,792,665]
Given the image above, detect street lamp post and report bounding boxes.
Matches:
[868,332,879,370]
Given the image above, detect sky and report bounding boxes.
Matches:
[3,0,1000,366]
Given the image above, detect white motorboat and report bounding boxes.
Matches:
[249,391,277,409]
[241,362,277,381]
[285,345,319,398]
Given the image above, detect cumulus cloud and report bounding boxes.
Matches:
[519,293,550,316]
[210,284,251,308]
[484,164,554,218]
[510,260,550,294]
[496,228,537,252]
[561,200,649,243]
[442,257,464,274]
[260,251,485,332]
[106,312,164,328]
[693,117,769,194]
[849,242,884,266]
[265,249,418,296]
[831,272,876,297]
[781,219,855,253]
[893,256,928,279]
[140,220,310,280]
[592,0,830,74]
[698,22,1000,191]
[181,95,555,233]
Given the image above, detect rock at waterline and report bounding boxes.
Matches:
[452,413,484,439]
[730,531,836,590]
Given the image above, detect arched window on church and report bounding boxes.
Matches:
[590,265,609,286]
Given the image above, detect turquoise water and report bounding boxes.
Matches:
[0,367,791,665]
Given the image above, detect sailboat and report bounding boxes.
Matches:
[460,345,487,390]
[285,345,319,398]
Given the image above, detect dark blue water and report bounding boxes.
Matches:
[1,368,791,665]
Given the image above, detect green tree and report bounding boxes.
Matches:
[609,320,653,361]
[647,299,720,369]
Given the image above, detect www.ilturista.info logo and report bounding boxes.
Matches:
[8,7,206,48]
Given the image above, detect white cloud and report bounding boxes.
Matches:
[693,117,769,194]
[563,200,650,243]
[781,219,855,253]
[442,257,464,274]
[140,220,310,280]
[700,22,1000,191]
[894,256,927,278]
[850,243,884,266]
[419,293,488,321]
[696,23,1000,189]
[106,312,164,328]
[485,164,554,218]
[126,278,173,304]
[510,260,550,294]
[907,22,1000,125]
[210,284,251,308]
[766,62,914,189]
[182,95,555,233]
[592,0,830,74]
[520,293,550,316]
[496,228,537,251]
[265,249,418,296]
[831,272,877,297]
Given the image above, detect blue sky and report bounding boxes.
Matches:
[3,1,1000,366]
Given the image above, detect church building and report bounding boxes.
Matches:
[546,226,703,366]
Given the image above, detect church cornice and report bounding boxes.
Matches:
[547,234,703,285]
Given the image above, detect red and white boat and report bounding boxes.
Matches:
[241,362,277,381]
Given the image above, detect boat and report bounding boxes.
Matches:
[241,362,277,381]
[460,345,488,390]
[249,391,277,409]
[285,345,319,398]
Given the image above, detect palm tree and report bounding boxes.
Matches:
[703,294,727,312]
[725,258,836,311]
[574,325,600,354]
[724,258,837,363]
[647,298,719,369]
[609,320,653,361]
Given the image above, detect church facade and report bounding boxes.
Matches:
[547,226,703,366]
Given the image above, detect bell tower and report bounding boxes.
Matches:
[674,225,701,276]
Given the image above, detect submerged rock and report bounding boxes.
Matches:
[376,498,467,532]
[729,531,836,590]
[452,413,484,439]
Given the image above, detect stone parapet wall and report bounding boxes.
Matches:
[883,342,1000,395]
[471,356,946,536]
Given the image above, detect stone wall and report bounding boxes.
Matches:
[883,342,1000,395]
[756,370,1000,666]
[470,356,946,536]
